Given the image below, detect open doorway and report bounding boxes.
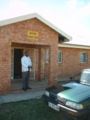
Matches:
[11,46,49,91]
[14,48,23,79]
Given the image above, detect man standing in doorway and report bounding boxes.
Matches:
[21,50,32,91]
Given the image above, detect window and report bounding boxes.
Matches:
[80,52,88,63]
[58,51,62,63]
[46,50,49,63]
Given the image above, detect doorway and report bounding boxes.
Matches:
[14,48,23,79]
[11,46,49,91]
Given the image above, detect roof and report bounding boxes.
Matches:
[0,13,71,41]
[58,43,90,49]
[82,69,90,73]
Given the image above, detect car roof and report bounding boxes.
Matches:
[82,69,90,73]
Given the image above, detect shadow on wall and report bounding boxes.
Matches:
[57,72,81,82]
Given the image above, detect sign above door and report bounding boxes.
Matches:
[27,31,39,41]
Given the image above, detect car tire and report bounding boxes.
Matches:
[87,115,90,120]
[73,117,83,120]
[73,118,79,120]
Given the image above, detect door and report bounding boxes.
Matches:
[14,48,23,79]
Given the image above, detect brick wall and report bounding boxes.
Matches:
[0,18,58,92]
[0,27,11,92]
[58,47,90,78]
[1,17,90,93]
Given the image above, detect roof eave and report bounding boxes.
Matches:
[0,13,72,41]
[58,43,90,49]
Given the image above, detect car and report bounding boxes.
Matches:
[42,69,90,120]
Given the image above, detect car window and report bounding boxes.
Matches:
[80,72,90,85]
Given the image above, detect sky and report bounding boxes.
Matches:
[0,0,90,45]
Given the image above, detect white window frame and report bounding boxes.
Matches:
[46,49,49,64]
[80,52,88,63]
[58,51,62,63]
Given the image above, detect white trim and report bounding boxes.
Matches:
[33,49,36,80]
[13,48,15,80]
[46,49,49,64]
[58,104,78,113]
[11,48,14,81]
[58,51,62,64]
[58,43,90,49]
[80,52,88,63]
[0,13,71,41]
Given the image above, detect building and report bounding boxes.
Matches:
[0,13,90,93]
[58,43,90,78]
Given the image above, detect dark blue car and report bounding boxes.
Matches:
[43,69,90,120]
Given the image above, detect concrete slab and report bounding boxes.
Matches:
[0,90,44,104]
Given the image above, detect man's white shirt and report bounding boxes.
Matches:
[21,55,32,72]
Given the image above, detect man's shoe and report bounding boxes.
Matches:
[22,88,27,91]
[27,87,32,89]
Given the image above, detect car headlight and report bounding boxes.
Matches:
[66,101,83,110]
[57,96,66,103]
[45,91,49,97]
[57,96,61,101]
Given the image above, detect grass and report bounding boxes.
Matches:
[0,99,68,120]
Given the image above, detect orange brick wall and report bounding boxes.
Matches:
[0,28,11,93]
[0,18,58,92]
[0,17,90,93]
[58,47,90,77]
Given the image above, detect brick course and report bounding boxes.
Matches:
[0,18,90,93]
[0,18,58,92]
[58,47,90,77]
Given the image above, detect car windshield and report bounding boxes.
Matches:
[80,71,90,85]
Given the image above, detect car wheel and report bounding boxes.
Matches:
[73,118,79,120]
[77,116,89,120]
[63,114,74,120]
[73,117,82,120]
[82,113,90,120]
[87,115,90,120]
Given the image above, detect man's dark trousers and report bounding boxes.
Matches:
[22,71,30,90]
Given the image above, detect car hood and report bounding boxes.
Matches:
[57,83,90,103]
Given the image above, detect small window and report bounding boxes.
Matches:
[46,50,49,63]
[80,52,88,63]
[58,51,62,63]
